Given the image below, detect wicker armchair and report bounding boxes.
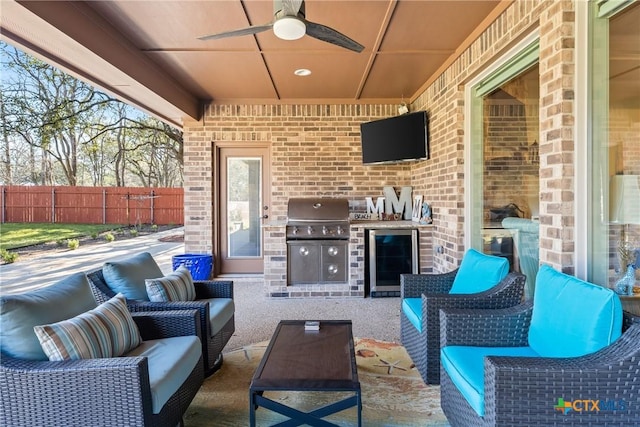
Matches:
[439,266,640,426]
[1,309,204,427]
[400,270,525,384]
[87,267,234,377]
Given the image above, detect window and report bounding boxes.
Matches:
[465,36,540,298]
[588,1,640,288]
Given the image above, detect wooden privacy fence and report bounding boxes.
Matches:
[0,186,184,225]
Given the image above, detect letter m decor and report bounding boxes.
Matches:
[383,186,412,220]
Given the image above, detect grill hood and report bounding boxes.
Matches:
[287,198,350,223]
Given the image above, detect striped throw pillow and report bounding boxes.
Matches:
[33,293,142,361]
[145,266,196,302]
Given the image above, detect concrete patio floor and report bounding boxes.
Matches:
[0,227,402,350]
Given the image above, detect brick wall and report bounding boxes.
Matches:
[610,110,640,260]
[610,109,640,175]
[483,100,540,219]
[410,0,577,272]
[537,0,576,273]
[183,0,582,276]
[183,104,414,253]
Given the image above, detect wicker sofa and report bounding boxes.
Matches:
[0,272,204,427]
[439,265,640,426]
[400,249,526,384]
[87,252,234,377]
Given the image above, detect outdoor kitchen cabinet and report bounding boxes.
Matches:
[287,240,349,285]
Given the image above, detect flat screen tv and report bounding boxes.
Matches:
[360,111,429,165]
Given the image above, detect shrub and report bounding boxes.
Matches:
[91,232,99,239]
[67,239,80,250]
[151,224,158,232]
[104,232,115,242]
[130,228,138,237]
[1,249,18,264]
[56,239,66,247]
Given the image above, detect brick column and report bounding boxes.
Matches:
[538,0,577,274]
[182,119,214,255]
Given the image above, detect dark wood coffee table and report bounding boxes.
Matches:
[249,320,361,426]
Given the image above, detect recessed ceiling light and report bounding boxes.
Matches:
[294,69,311,76]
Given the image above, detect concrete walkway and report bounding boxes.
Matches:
[0,227,185,295]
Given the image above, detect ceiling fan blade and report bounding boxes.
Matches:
[198,23,273,41]
[304,20,364,53]
[280,0,304,16]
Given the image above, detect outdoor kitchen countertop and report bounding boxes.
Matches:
[262,221,287,228]
[263,220,433,228]
[349,220,433,228]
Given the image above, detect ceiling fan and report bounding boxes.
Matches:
[198,0,364,53]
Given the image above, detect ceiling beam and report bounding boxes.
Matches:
[355,0,398,100]
[3,0,201,126]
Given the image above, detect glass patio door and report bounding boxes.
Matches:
[466,37,540,298]
[587,0,640,288]
[218,146,270,274]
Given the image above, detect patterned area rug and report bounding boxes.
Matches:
[184,338,450,426]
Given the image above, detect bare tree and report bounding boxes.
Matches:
[124,116,183,187]
[0,90,12,184]
[2,44,118,185]
[1,41,183,187]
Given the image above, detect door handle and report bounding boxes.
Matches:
[260,214,269,219]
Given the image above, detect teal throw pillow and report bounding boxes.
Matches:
[449,249,509,294]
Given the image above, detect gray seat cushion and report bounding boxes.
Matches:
[205,298,235,336]
[125,335,201,414]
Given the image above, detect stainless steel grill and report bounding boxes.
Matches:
[286,198,350,285]
[286,198,350,240]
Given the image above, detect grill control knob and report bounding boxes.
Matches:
[328,246,339,256]
[336,226,344,235]
[292,226,299,235]
[307,226,314,235]
[322,226,328,235]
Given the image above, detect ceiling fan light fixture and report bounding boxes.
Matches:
[273,16,306,40]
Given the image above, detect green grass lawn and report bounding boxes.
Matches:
[0,223,120,250]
